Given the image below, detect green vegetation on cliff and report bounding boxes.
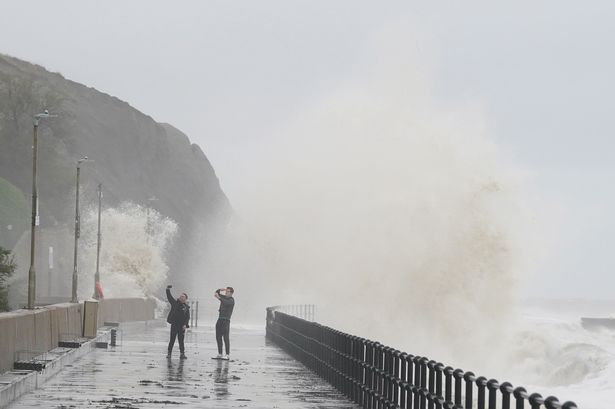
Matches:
[0,246,16,311]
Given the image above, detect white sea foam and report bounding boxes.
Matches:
[78,202,177,299]
[503,305,615,408]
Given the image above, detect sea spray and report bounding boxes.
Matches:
[197,46,531,370]
[78,202,177,299]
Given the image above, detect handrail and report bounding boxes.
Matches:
[266,306,578,409]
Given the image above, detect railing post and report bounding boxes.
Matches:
[190,301,194,327]
[464,371,475,409]
[543,396,560,409]
[487,379,499,409]
[419,357,429,409]
[427,360,436,409]
[413,385,421,409]
[476,376,487,409]
[443,366,454,404]
[435,363,444,401]
[195,300,199,327]
[500,382,513,409]
[452,369,463,407]
[528,393,544,409]
[513,386,527,409]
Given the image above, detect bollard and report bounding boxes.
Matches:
[110,328,117,347]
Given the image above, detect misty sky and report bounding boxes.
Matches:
[1,1,614,299]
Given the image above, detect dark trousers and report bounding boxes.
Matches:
[215,319,230,355]
[168,324,185,354]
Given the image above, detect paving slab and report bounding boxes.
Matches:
[7,320,358,408]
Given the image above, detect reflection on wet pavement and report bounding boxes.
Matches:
[214,359,229,399]
[166,356,185,382]
[8,321,358,408]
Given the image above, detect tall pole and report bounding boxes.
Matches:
[27,119,39,309]
[93,183,102,299]
[27,111,57,308]
[47,246,53,298]
[71,163,81,303]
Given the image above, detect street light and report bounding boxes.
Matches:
[71,156,93,303]
[27,110,57,309]
[93,183,103,299]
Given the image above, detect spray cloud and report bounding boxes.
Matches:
[79,202,178,299]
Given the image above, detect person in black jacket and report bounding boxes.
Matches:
[214,287,235,360]
[166,285,190,359]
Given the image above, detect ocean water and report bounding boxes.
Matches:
[510,300,615,408]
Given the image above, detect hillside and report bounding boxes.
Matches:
[0,54,231,290]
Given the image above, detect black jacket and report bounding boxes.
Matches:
[216,290,235,320]
[166,288,190,327]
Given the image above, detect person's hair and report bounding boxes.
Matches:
[226,287,234,294]
[181,292,188,299]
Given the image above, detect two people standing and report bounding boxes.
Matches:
[165,285,235,360]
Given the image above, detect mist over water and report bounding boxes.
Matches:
[78,202,177,299]
[185,36,611,406]
[198,48,531,367]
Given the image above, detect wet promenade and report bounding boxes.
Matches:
[8,321,357,408]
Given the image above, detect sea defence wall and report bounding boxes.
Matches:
[97,298,156,326]
[0,298,155,374]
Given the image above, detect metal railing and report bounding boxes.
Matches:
[267,304,316,321]
[266,307,578,409]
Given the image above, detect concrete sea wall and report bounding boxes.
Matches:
[0,298,155,374]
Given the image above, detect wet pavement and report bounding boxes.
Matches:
[7,320,358,408]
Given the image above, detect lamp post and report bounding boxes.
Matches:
[93,183,103,299]
[27,110,57,309]
[71,156,92,303]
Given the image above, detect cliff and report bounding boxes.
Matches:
[0,54,231,295]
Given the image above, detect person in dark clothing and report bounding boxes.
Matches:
[166,285,190,359]
[213,287,235,360]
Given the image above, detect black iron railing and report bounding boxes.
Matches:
[267,304,316,321]
[266,307,578,409]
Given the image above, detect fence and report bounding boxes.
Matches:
[266,307,578,409]
[268,304,316,322]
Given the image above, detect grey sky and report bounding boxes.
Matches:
[1,1,613,299]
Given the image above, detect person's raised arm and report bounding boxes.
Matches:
[166,285,175,303]
[214,288,225,300]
